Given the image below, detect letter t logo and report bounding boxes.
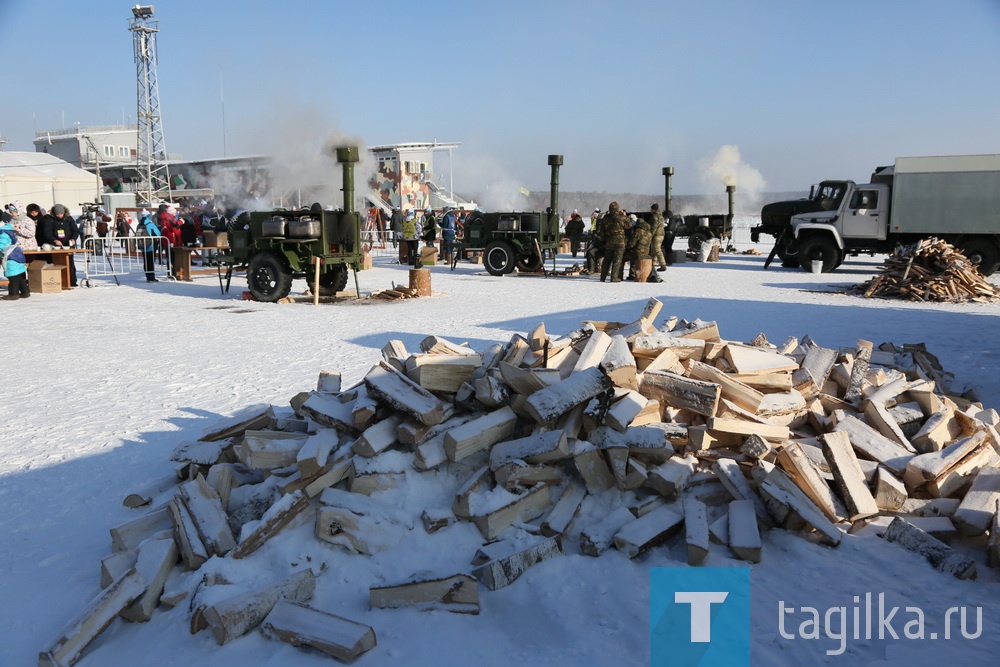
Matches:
[675,591,730,643]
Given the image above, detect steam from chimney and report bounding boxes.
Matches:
[456,152,530,211]
[696,145,766,214]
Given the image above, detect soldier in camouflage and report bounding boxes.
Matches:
[599,201,628,283]
[649,203,667,271]
[626,215,652,280]
[583,212,605,274]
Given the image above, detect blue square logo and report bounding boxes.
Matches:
[650,567,750,667]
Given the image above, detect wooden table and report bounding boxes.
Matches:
[170,246,227,281]
[23,249,90,290]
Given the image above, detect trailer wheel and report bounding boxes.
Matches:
[516,251,543,273]
[247,251,293,302]
[318,264,349,294]
[484,241,516,276]
[797,236,840,273]
[688,232,710,252]
[958,240,1000,276]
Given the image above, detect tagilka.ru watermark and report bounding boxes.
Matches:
[778,592,984,656]
[650,567,750,667]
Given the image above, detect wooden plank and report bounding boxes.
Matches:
[39,570,148,667]
[822,431,879,521]
[686,360,764,413]
[758,468,842,547]
[370,574,478,614]
[166,496,208,571]
[728,499,761,563]
[833,415,915,476]
[110,507,171,554]
[684,498,710,565]
[639,370,720,417]
[874,466,907,512]
[604,390,649,431]
[202,570,316,646]
[299,393,358,435]
[525,366,615,423]
[452,466,492,519]
[471,484,552,540]
[489,429,569,469]
[600,334,638,391]
[882,517,976,580]
[352,414,404,458]
[953,467,1000,536]
[613,504,684,558]
[178,475,236,557]
[197,403,272,442]
[364,360,448,426]
[843,340,874,403]
[723,344,798,375]
[120,534,178,623]
[541,483,587,537]
[444,406,518,462]
[776,443,843,522]
[262,599,377,661]
[647,455,697,498]
[406,354,481,393]
[706,416,790,441]
[493,461,564,490]
[472,536,562,590]
[863,400,915,451]
[630,332,706,361]
[712,458,773,529]
[573,442,616,493]
[580,506,636,557]
[315,488,407,555]
[234,430,309,470]
[903,430,997,491]
[231,491,311,559]
[572,331,613,373]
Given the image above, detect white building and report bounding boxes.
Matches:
[33,125,139,171]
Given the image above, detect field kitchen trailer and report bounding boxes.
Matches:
[457,155,563,276]
[752,154,1000,275]
[219,146,367,302]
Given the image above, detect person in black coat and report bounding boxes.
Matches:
[37,204,80,286]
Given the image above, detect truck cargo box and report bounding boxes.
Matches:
[891,154,1000,235]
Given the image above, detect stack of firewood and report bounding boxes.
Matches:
[41,299,1000,666]
[850,238,1000,303]
[370,285,422,300]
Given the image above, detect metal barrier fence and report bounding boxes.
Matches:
[363,230,403,261]
[82,235,174,284]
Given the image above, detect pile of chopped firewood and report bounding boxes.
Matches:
[42,299,1000,665]
[850,238,1000,303]
[370,285,422,300]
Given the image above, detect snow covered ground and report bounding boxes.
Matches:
[3,240,999,667]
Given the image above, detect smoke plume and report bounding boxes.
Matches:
[695,145,767,215]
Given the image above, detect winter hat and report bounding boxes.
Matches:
[52,204,67,215]
[629,214,638,222]
[5,200,22,214]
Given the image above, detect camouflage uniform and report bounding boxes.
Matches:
[649,208,666,270]
[626,218,652,279]
[600,202,628,282]
[584,215,605,273]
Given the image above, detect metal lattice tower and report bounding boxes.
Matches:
[129,5,171,204]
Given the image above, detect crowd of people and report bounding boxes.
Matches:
[392,206,463,267]
[579,202,678,283]
[0,199,229,299]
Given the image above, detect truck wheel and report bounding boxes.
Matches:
[484,241,515,276]
[516,252,543,272]
[797,236,840,273]
[247,251,293,302]
[688,232,710,252]
[318,265,349,294]
[958,240,1000,276]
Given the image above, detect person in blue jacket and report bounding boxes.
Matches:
[1,220,30,300]
[136,212,162,282]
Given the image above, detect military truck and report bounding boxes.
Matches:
[221,146,366,301]
[457,155,563,276]
[752,154,1000,275]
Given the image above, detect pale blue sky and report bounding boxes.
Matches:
[3,0,999,196]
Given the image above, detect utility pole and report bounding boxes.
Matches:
[129,5,171,205]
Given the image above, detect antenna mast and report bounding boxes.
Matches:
[129,5,171,205]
